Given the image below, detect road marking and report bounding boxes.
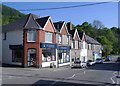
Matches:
[110,71,117,84]
[53,69,62,72]
[68,74,76,79]
[84,70,86,74]
[49,80,59,86]
[111,76,116,84]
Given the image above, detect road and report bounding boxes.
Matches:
[2,61,120,86]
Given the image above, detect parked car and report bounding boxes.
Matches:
[71,58,81,68]
[71,58,87,68]
[95,58,103,64]
[86,60,95,66]
[81,62,87,68]
[116,57,120,62]
[105,56,111,61]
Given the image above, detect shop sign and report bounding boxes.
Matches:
[57,46,71,50]
[40,43,57,48]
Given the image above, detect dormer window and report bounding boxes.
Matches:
[27,30,36,42]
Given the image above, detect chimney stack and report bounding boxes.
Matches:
[67,22,73,31]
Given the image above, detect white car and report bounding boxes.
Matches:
[95,58,103,64]
[87,60,95,66]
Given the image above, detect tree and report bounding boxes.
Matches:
[96,36,113,56]
[92,20,104,29]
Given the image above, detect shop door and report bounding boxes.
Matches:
[27,49,36,67]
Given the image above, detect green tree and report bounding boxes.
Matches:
[97,36,113,56]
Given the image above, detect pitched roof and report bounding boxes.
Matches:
[53,21,64,32]
[68,29,75,38]
[85,35,101,45]
[78,30,84,39]
[36,16,50,28]
[2,13,40,33]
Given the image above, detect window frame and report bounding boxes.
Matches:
[3,33,7,40]
[45,31,53,43]
[27,30,36,42]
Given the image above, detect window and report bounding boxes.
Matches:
[12,49,22,62]
[73,41,75,48]
[81,42,83,49]
[59,34,62,44]
[67,35,69,44]
[91,44,94,50]
[42,48,55,62]
[3,33,6,40]
[58,50,70,64]
[88,44,91,50]
[27,30,36,42]
[78,41,80,49]
[45,32,52,43]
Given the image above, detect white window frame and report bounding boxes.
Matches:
[27,30,36,42]
[45,31,53,43]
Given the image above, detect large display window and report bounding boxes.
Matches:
[42,48,55,62]
[58,50,70,64]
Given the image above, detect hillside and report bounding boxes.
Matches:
[2,4,25,25]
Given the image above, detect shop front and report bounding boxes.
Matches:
[40,43,71,68]
[57,45,71,67]
[40,43,57,67]
[9,45,23,65]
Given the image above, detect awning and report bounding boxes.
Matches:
[9,45,23,50]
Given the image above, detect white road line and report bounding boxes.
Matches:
[68,74,76,79]
[49,80,59,86]
[53,69,61,72]
[111,76,116,84]
[110,71,117,84]
[84,70,86,74]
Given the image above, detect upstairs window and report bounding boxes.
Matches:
[45,31,52,43]
[81,42,83,49]
[73,40,75,48]
[67,35,69,44]
[27,30,36,42]
[59,34,62,44]
[3,33,7,40]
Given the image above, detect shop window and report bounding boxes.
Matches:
[45,32,52,43]
[12,49,22,62]
[27,49,36,66]
[42,48,55,62]
[27,30,36,42]
[58,50,70,64]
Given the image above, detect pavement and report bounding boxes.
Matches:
[1,61,120,86]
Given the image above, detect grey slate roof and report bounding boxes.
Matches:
[77,30,100,45]
[78,31,84,39]
[68,29,75,38]
[36,16,50,28]
[2,13,40,33]
[53,21,64,32]
[85,35,101,45]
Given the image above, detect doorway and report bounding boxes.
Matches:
[27,49,36,67]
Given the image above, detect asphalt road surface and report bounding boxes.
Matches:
[2,61,120,86]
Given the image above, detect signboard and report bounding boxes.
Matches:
[57,46,71,50]
[9,45,23,49]
[40,43,71,50]
[40,43,57,48]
